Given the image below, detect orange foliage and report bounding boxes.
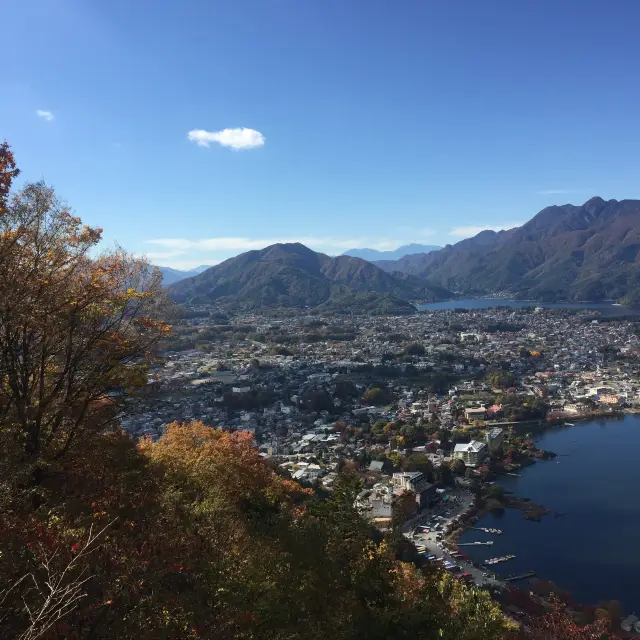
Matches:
[0,157,170,460]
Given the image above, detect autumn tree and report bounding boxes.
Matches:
[0,158,169,465]
[523,595,619,639]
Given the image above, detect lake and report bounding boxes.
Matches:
[417,298,640,316]
[458,415,640,612]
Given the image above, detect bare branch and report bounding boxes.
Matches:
[1,519,116,640]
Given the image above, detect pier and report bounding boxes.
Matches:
[504,571,536,582]
[458,541,494,546]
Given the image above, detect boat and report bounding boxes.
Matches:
[484,554,516,565]
[565,422,575,427]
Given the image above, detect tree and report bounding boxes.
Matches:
[392,490,416,528]
[405,343,426,356]
[0,163,169,465]
[436,428,450,448]
[334,378,358,399]
[484,483,506,501]
[402,453,433,478]
[305,389,334,412]
[0,141,20,211]
[486,371,516,390]
[433,463,454,486]
[387,451,403,469]
[363,386,389,406]
[523,595,619,639]
[450,458,466,475]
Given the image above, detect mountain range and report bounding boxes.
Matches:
[341,243,440,261]
[167,243,451,310]
[165,197,640,309]
[156,264,212,285]
[377,197,640,303]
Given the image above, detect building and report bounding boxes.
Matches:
[486,427,504,453]
[232,386,251,394]
[355,484,393,520]
[392,472,437,508]
[453,440,488,467]
[464,406,487,421]
[599,394,622,406]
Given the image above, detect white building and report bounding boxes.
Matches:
[453,440,488,467]
[355,484,393,520]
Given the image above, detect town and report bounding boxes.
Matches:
[122,303,640,494]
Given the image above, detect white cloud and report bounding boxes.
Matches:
[36,109,54,121]
[187,127,265,150]
[448,222,522,238]
[154,259,222,271]
[144,249,188,261]
[536,189,584,195]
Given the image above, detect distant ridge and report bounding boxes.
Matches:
[342,243,440,261]
[375,197,640,303]
[167,242,451,310]
[156,264,212,286]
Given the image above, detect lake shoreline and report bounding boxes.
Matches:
[456,415,640,616]
[417,297,640,316]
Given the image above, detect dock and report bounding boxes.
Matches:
[458,541,494,546]
[504,571,536,582]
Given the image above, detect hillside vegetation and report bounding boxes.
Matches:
[168,243,451,310]
[378,197,640,303]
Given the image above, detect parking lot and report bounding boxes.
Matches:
[402,490,500,588]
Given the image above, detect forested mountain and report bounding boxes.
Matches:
[376,198,640,302]
[342,243,441,261]
[168,242,451,309]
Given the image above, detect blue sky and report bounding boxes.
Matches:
[4,0,640,269]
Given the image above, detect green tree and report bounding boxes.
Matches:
[402,452,434,478]
[487,371,516,389]
[305,389,334,412]
[484,483,506,501]
[450,458,466,475]
[363,386,390,406]
[434,463,454,486]
[405,342,426,356]
[335,378,358,399]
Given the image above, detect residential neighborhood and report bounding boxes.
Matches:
[119,305,640,496]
